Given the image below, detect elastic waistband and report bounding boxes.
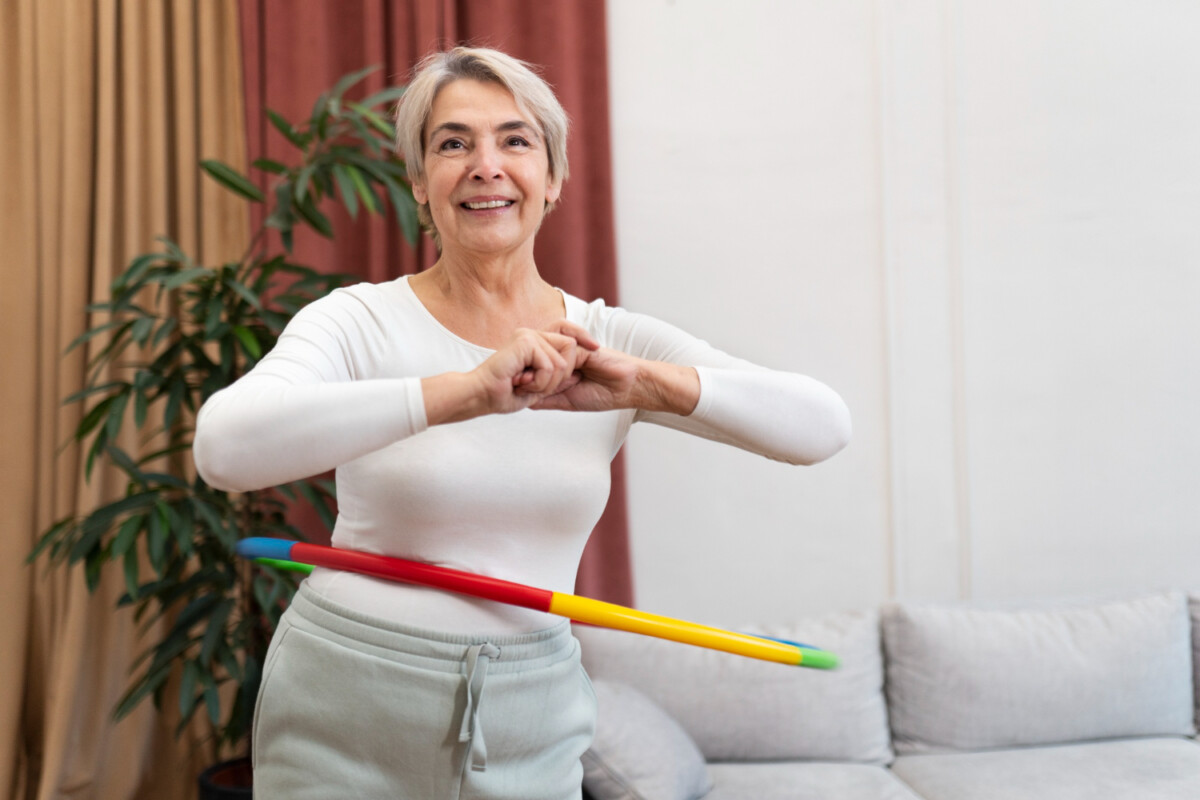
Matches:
[286,582,575,673]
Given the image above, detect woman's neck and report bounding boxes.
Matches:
[409,249,565,349]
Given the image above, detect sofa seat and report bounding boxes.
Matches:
[890,737,1200,800]
[704,762,923,800]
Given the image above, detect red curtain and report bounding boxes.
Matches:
[237,0,631,605]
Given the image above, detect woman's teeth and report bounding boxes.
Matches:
[462,200,514,209]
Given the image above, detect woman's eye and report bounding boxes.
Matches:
[506,136,530,147]
[438,139,464,151]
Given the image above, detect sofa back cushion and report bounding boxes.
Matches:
[882,592,1195,754]
[576,609,892,764]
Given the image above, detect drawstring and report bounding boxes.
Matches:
[458,642,502,772]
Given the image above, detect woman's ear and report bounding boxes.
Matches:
[412,181,428,205]
[545,175,562,206]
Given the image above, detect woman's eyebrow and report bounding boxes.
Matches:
[428,121,472,141]
[496,120,541,140]
[429,120,540,140]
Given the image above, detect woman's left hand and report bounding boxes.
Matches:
[532,347,701,416]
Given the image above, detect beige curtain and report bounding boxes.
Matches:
[1,2,249,798]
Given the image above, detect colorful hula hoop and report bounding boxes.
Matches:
[237,538,839,670]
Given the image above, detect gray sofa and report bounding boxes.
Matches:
[575,591,1200,800]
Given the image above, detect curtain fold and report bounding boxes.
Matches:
[238,0,632,605]
[2,2,250,798]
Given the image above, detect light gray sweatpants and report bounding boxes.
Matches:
[252,583,598,799]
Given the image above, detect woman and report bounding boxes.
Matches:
[194,46,851,799]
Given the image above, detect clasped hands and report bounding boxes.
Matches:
[475,320,635,415]
[423,321,698,426]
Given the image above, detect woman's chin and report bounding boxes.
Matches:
[444,228,537,259]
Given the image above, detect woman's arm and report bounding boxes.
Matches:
[193,292,598,491]
[536,305,852,466]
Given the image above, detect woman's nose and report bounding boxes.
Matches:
[468,142,503,181]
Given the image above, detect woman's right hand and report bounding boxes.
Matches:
[421,322,599,425]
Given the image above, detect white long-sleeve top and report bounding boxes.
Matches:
[193,276,851,633]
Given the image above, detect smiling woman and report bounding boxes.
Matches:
[192,45,852,799]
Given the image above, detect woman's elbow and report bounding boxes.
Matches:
[794,390,853,466]
[192,408,265,492]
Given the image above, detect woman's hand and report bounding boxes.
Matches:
[534,347,701,416]
[421,321,599,425]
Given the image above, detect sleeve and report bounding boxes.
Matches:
[192,288,428,492]
[598,305,852,466]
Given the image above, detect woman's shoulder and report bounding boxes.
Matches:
[291,276,415,326]
[561,290,626,333]
[562,291,697,355]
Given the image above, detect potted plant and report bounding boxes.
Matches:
[28,66,419,796]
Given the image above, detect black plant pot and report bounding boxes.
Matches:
[198,757,253,799]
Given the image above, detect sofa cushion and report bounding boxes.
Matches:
[891,737,1200,800]
[882,592,1195,754]
[581,680,713,800]
[705,762,923,800]
[576,610,891,763]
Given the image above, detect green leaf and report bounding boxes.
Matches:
[28,517,77,564]
[294,163,318,204]
[331,65,380,101]
[347,101,395,139]
[76,395,117,441]
[231,325,262,360]
[200,160,264,202]
[386,179,420,246]
[104,444,143,481]
[112,253,165,292]
[84,557,103,591]
[252,158,287,175]
[348,166,378,214]
[104,391,130,442]
[163,266,214,290]
[130,316,155,345]
[202,672,222,726]
[147,505,167,574]
[295,197,333,238]
[63,381,128,407]
[360,85,407,110]
[267,109,308,148]
[222,275,263,311]
[203,296,224,338]
[150,316,177,348]
[114,663,171,720]
[164,379,185,432]
[179,659,200,721]
[199,599,234,667]
[65,319,128,355]
[122,545,141,600]
[112,513,145,557]
[347,115,382,156]
[310,91,332,130]
[332,165,359,219]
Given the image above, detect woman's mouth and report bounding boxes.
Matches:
[461,200,514,210]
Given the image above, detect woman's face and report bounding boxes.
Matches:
[413,79,561,259]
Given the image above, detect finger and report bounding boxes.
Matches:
[536,331,582,390]
[538,330,590,373]
[521,334,569,395]
[546,319,600,351]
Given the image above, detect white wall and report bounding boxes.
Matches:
[606,0,1200,626]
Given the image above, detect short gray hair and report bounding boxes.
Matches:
[394,47,570,244]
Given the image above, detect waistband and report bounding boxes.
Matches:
[286,582,576,674]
